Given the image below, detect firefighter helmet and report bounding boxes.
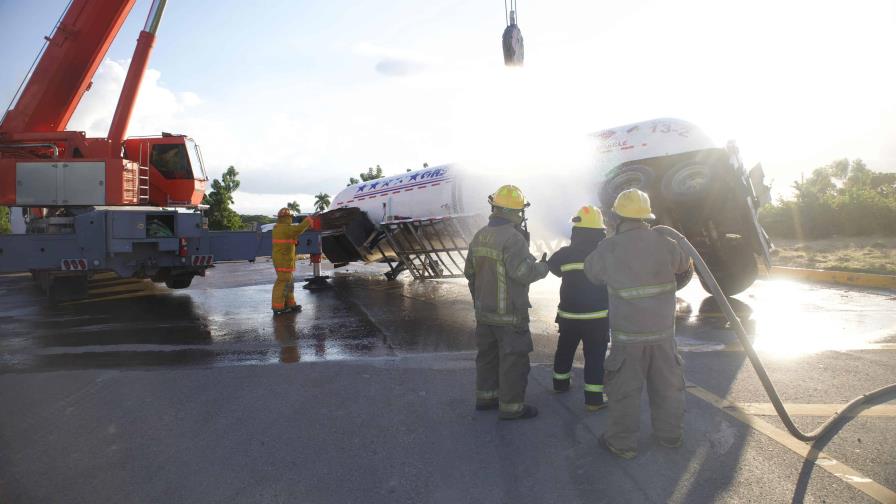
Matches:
[612,189,655,220]
[572,205,605,229]
[488,185,528,210]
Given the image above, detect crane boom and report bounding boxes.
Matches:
[0,0,137,134]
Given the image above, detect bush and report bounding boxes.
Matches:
[760,189,896,239]
[759,159,896,239]
[0,206,10,234]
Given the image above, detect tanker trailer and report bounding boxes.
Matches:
[321,164,492,280]
[594,118,772,295]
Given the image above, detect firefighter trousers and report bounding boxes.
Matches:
[553,318,609,402]
[475,323,533,415]
[272,270,297,311]
[603,337,685,453]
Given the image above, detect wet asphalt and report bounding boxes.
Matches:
[0,260,894,503]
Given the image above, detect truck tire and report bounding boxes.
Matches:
[599,164,654,209]
[697,246,758,296]
[675,261,694,290]
[660,161,719,204]
[165,275,194,289]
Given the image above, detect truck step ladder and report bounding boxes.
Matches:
[379,215,482,280]
[138,164,150,204]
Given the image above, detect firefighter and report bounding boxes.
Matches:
[464,185,550,420]
[584,189,690,459]
[271,208,315,314]
[547,205,610,411]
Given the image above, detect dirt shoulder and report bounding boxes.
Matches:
[770,236,896,275]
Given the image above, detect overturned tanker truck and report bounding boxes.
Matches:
[595,118,772,295]
[317,118,771,296]
[318,165,490,281]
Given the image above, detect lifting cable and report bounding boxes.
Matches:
[504,0,518,26]
[653,225,896,442]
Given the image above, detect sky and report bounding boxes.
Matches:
[2,0,895,214]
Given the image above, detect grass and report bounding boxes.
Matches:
[770,236,896,275]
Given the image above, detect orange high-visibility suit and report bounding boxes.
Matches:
[271,215,313,312]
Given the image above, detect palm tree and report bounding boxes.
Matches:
[314,193,331,213]
[286,201,301,214]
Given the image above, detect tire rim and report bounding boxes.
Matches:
[672,165,709,194]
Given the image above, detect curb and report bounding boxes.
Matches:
[768,266,896,290]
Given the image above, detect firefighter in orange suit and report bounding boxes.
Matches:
[271,208,315,314]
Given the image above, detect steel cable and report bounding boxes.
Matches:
[653,225,896,442]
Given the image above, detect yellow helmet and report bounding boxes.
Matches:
[612,189,655,220]
[572,205,605,229]
[488,184,528,210]
[277,207,292,218]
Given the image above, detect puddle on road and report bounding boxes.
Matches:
[1,263,894,371]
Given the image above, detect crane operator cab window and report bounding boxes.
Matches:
[150,143,193,180]
[148,139,206,181]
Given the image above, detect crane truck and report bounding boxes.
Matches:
[0,0,267,301]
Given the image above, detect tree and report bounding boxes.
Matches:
[202,166,243,230]
[287,201,301,214]
[0,206,10,234]
[314,193,331,213]
[347,164,385,186]
[361,165,384,181]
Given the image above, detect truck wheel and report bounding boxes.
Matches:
[660,161,719,204]
[599,164,655,209]
[675,261,694,290]
[165,275,194,289]
[697,247,758,296]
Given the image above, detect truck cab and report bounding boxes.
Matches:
[123,134,208,207]
[595,118,772,295]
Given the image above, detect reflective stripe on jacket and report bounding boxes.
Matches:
[464,219,549,326]
[584,221,689,342]
[547,227,608,320]
[272,217,312,271]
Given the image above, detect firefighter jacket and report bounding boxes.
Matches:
[464,216,550,326]
[584,221,690,343]
[272,216,312,272]
[547,227,609,321]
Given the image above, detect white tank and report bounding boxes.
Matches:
[593,118,717,169]
[332,164,489,224]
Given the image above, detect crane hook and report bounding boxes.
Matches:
[502,1,523,66]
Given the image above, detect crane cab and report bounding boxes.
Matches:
[123,134,208,207]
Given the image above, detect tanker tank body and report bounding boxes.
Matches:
[319,164,489,279]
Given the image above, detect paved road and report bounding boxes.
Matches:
[1,260,894,503]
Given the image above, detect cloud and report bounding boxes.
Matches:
[356,41,427,77]
[375,58,425,77]
[68,59,201,138]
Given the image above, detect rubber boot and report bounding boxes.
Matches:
[499,404,538,420]
[553,377,571,393]
[656,435,683,448]
[599,433,636,459]
[585,391,607,412]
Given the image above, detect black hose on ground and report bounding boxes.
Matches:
[653,225,896,442]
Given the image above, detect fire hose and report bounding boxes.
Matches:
[653,225,896,442]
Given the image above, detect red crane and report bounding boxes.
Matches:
[0,0,206,213]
